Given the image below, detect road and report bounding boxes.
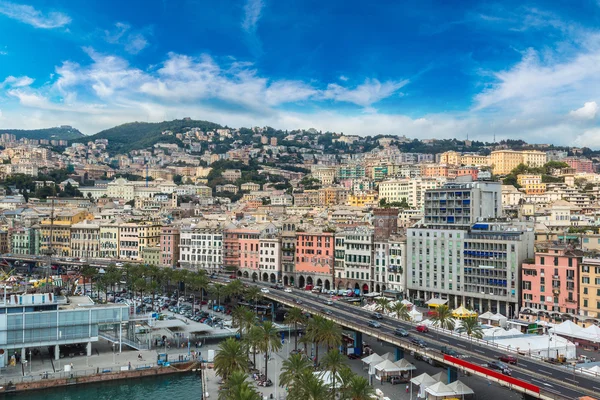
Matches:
[239,279,599,400]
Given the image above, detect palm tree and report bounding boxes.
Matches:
[284,307,307,351]
[224,279,245,305]
[245,286,263,313]
[431,304,455,336]
[299,332,311,355]
[374,297,391,315]
[246,325,263,368]
[321,349,345,399]
[288,369,329,400]
[232,306,256,340]
[218,370,250,400]
[307,315,324,364]
[346,376,374,400]
[318,319,342,351]
[256,321,282,379]
[214,338,248,380]
[80,265,96,296]
[337,365,355,400]
[461,316,484,349]
[390,301,411,321]
[279,352,312,388]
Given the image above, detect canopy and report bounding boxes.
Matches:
[583,324,600,338]
[409,308,423,322]
[431,371,448,384]
[394,358,416,371]
[401,299,413,306]
[362,353,383,365]
[426,298,448,308]
[551,320,583,336]
[410,373,437,387]
[479,311,494,320]
[447,381,474,395]
[380,352,395,361]
[425,382,455,397]
[452,305,477,318]
[314,371,341,388]
[374,359,403,373]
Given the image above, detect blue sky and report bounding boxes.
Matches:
[1,0,600,147]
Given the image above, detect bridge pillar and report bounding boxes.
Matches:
[447,367,458,383]
[353,331,363,356]
[395,347,404,361]
[87,342,92,356]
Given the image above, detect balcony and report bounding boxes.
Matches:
[566,299,577,304]
[553,275,560,279]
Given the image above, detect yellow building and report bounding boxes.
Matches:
[347,191,378,207]
[491,150,547,175]
[522,183,547,195]
[580,258,600,318]
[516,174,542,186]
[39,210,93,257]
[439,151,461,165]
[461,154,490,166]
[141,245,161,266]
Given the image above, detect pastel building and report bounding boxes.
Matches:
[295,229,335,291]
[521,247,583,317]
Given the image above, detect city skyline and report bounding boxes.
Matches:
[1,0,600,146]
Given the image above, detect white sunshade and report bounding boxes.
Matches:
[426,298,448,306]
[374,359,403,373]
[394,358,416,371]
[425,381,455,397]
[361,353,384,365]
[410,373,437,387]
[447,380,474,395]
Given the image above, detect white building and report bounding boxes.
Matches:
[178,220,223,272]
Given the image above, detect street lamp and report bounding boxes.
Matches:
[29,350,32,374]
[112,343,115,364]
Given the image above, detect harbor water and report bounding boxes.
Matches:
[3,373,202,400]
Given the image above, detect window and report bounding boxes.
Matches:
[540,257,545,265]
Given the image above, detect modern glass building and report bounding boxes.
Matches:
[0,293,128,367]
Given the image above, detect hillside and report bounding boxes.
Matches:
[75,119,224,154]
[0,126,85,141]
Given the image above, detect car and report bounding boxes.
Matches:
[393,328,409,337]
[225,279,231,283]
[295,299,303,304]
[79,259,87,263]
[441,346,460,357]
[65,258,73,262]
[372,312,384,320]
[498,355,518,365]
[324,300,334,305]
[367,320,381,328]
[487,361,512,375]
[411,338,427,348]
[284,288,293,293]
[260,288,270,293]
[416,325,429,333]
[389,376,408,385]
[115,263,124,267]
[320,308,332,315]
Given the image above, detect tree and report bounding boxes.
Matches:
[287,369,329,400]
[308,316,341,364]
[214,338,248,380]
[321,349,345,399]
[431,304,455,336]
[284,308,307,351]
[224,279,245,305]
[346,376,375,400]
[374,297,391,315]
[461,316,484,349]
[390,301,410,321]
[255,321,282,379]
[80,265,97,296]
[245,286,263,313]
[218,371,258,400]
[279,352,312,388]
[246,325,263,368]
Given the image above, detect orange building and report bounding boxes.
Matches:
[295,230,335,291]
[421,164,450,178]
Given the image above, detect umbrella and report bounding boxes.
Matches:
[447,380,474,395]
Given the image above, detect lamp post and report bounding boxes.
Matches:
[28,350,32,374]
[112,343,115,364]
[547,336,553,360]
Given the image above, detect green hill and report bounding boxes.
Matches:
[0,126,85,141]
[75,119,224,154]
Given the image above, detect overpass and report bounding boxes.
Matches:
[241,280,600,400]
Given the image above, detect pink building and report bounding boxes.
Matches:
[521,247,583,317]
[227,223,279,282]
[564,157,594,174]
[160,226,180,268]
[456,166,479,181]
[295,230,334,290]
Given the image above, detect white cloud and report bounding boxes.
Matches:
[569,101,598,120]
[1,75,34,88]
[0,51,7,56]
[323,79,409,108]
[0,1,70,29]
[339,75,349,81]
[242,0,264,32]
[105,22,149,54]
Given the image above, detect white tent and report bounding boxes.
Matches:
[314,371,341,388]
[380,352,395,361]
[401,299,413,306]
[447,380,474,395]
[394,358,416,371]
[425,382,455,398]
[493,334,576,359]
[582,325,600,342]
[479,311,494,320]
[409,308,423,322]
[362,353,383,366]
[410,372,437,387]
[374,359,403,373]
[431,371,448,384]
[551,320,584,336]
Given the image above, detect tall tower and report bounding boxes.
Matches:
[373,208,399,240]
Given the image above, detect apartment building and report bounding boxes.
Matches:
[378,178,445,209]
[337,165,366,180]
[70,220,100,259]
[310,166,337,185]
[521,247,583,317]
[10,227,39,255]
[295,229,334,290]
[117,222,160,260]
[179,221,223,272]
[580,258,600,319]
[491,150,547,175]
[373,235,406,294]
[160,226,180,268]
[222,169,242,182]
[281,222,297,287]
[39,210,92,257]
[337,226,374,294]
[99,220,120,259]
[564,157,594,174]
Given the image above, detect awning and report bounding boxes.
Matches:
[426,298,448,307]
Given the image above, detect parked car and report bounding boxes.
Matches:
[367,320,381,328]
[393,328,409,337]
[487,361,512,375]
[498,355,518,365]
[441,346,460,357]
[261,288,270,293]
[389,376,409,385]
[372,312,384,320]
[416,325,429,333]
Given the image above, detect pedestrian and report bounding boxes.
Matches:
[406,384,409,393]
[70,362,73,369]
[128,361,131,370]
